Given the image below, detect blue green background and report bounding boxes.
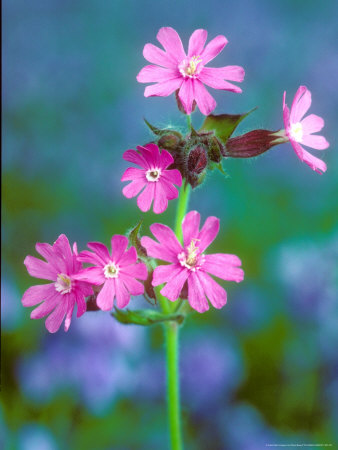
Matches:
[2,0,338,448]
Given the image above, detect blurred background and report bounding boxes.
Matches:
[2,0,338,448]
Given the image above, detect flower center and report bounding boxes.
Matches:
[146,168,161,182]
[55,273,72,295]
[178,239,204,272]
[289,122,303,142]
[103,261,120,279]
[179,56,203,78]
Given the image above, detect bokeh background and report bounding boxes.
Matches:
[2,0,338,449]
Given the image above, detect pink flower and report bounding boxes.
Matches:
[137,27,245,116]
[74,235,148,311]
[283,86,329,174]
[141,211,244,313]
[121,143,182,214]
[22,234,93,333]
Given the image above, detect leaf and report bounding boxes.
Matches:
[112,308,185,326]
[144,118,163,136]
[200,108,257,144]
[209,161,229,177]
[128,220,147,258]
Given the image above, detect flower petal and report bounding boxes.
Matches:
[144,78,183,98]
[188,29,208,57]
[30,291,61,319]
[87,242,111,263]
[53,234,73,273]
[198,216,220,252]
[182,210,201,248]
[111,235,129,263]
[22,283,56,307]
[75,291,86,318]
[118,246,137,267]
[45,297,69,333]
[187,272,209,313]
[143,43,176,68]
[197,271,227,309]
[283,91,291,131]
[24,256,58,281]
[35,243,65,273]
[123,149,150,169]
[160,178,179,201]
[64,296,75,331]
[199,70,242,93]
[290,140,327,174]
[97,279,115,311]
[141,236,179,263]
[161,169,182,187]
[121,167,145,182]
[122,180,146,199]
[201,35,228,65]
[160,267,189,301]
[77,250,105,266]
[193,80,217,116]
[156,27,186,63]
[159,149,174,170]
[115,279,130,308]
[72,267,105,285]
[153,182,169,214]
[201,65,245,82]
[300,114,325,135]
[150,223,182,255]
[203,254,244,281]
[137,65,179,83]
[137,182,155,212]
[290,86,311,123]
[138,143,161,167]
[120,262,148,280]
[301,134,329,150]
[120,274,144,296]
[178,78,194,115]
[152,263,179,286]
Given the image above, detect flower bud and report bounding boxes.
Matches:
[225,129,287,158]
[207,136,224,163]
[158,132,182,152]
[187,145,208,174]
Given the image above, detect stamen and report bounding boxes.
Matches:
[178,239,204,271]
[179,56,203,78]
[146,168,161,182]
[103,262,120,279]
[55,273,72,295]
[290,122,303,142]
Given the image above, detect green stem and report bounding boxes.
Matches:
[186,114,192,131]
[165,322,182,450]
[174,181,191,244]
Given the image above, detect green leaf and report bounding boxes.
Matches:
[128,220,147,258]
[144,118,163,136]
[200,108,257,144]
[209,161,229,177]
[112,308,185,326]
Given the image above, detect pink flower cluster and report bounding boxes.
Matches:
[22,211,244,331]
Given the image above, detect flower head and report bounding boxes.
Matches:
[22,234,93,333]
[283,86,329,174]
[121,143,182,214]
[74,235,148,311]
[137,27,245,116]
[141,211,244,313]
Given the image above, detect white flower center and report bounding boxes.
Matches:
[289,122,303,142]
[146,168,161,182]
[179,56,203,78]
[178,239,204,272]
[103,261,120,279]
[55,273,72,295]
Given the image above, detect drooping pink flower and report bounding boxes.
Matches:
[141,211,244,313]
[73,235,148,311]
[283,86,329,174]
[137,27,245,116]
[121,143,182,214]
[22,234,93,333]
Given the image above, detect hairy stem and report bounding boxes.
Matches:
[165,322,182,450]
[174,180,191,244]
